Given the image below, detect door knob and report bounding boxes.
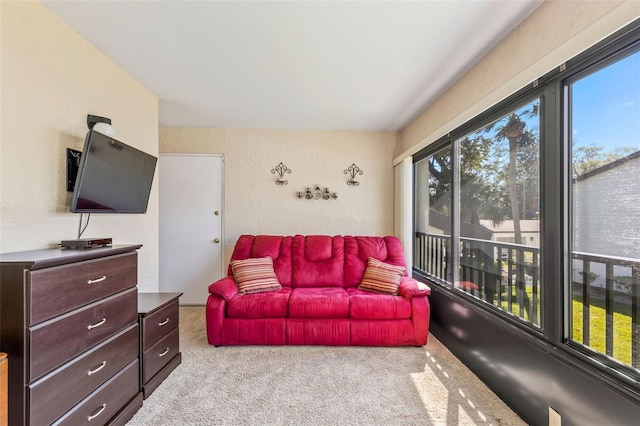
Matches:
[214,210,220,216]
[213,238,220,243]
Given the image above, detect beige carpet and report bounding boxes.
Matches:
[127,307,525,425]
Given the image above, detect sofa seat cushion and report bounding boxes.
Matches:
[227,288,292,319]
[289,288,349,318]
[347,288,412,320]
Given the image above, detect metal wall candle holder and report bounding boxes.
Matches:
[297,185,338,200]
[271,162,291,185]
[344,163,363,186]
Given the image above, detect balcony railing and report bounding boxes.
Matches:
[414,232,540,326]
[414,232,449,282]
[415,232,640,370]
[572,252,640,369]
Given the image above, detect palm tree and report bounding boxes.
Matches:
[487,103,539,244]
[489,104,539,319]
[498,113,525,243]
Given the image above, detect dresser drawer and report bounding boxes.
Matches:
[52,359,140,426]
[28,324,138,426]
[142,299,179,349]
[29,288,138,381]
[143,327,180,384]
[29,252,137,325]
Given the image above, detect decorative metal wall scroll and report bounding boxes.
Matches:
[297,185,338,200]
[271,162,291,185]
[344,163,363,186]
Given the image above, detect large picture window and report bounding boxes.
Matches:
[414,99,541,328]
[568,49,640,371]
[413,25,640,384]
[414,145,453,285]
[457,99,541,327]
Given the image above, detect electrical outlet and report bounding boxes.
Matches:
[549,407,562,426]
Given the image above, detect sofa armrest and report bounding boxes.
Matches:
[208,276,238,302]
[398,277,431,299]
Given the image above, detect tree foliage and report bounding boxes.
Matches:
[572,144,637,177]
[425,101,636,245]
[485,104,539,244]
[426,101,541,244]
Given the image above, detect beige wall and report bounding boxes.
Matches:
[159,128,397,265]
[0,2,160,291]
[396,0,640,161]
[4,1,636,291]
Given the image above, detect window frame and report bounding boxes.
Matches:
[414,88,547,336]
[412,19,640,389]
[561,39,640,381]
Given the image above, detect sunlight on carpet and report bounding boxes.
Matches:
[126,307,525,425]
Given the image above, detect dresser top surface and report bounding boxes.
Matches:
[0,244,142,270]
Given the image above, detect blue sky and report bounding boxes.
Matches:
[571,50,640,153]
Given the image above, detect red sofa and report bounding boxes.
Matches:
[206,235,431,346]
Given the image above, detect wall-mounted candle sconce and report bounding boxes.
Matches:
[344,163,363,186]
[271,162,291,185]
[297,185,338,200]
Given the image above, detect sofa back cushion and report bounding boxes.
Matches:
[291,235,344,287]
[343,236,407,287]
[228,235,407,289]
[229,235,293,286]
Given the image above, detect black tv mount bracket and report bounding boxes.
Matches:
[87,114,111,129]
[66,148,82,192]
[67,115,113,192]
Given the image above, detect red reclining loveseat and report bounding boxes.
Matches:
[206,235,431,346]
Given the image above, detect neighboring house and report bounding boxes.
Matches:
[573,150,640,289]
[426,209,494,240]
[478,219,540,247]
[573,150,640,260]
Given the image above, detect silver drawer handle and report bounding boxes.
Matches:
[87,403,106,421]
[87,318,106,330]
[87,275,107,285]
[158,318,170,326]
[159,347,170,357]
[87,361,107,376]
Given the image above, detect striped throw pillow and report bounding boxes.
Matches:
[231,257,282,295]
[358,257,406,295]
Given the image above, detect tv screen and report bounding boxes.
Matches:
[70,130,157,213]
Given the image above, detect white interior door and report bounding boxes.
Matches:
[159,154,223,305]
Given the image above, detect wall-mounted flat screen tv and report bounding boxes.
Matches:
[70,130,157,213]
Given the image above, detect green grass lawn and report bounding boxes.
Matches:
[572,296,632,366]
[489,284,541,325]
[483,285,633,367]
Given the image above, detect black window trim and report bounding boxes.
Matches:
[560,29,640,382]
[412,17,640,393]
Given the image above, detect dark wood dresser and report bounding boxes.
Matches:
[138,292,182,399]
[0,245,143,425]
